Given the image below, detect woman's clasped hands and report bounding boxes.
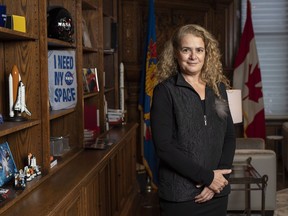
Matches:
[194,169,231,203]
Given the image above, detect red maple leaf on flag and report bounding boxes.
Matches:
[245,63,263,102]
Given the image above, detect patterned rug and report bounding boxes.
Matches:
[274,188,288,216]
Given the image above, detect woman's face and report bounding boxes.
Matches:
[176,34,206,76]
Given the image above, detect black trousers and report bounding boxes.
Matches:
[159,196,228,216]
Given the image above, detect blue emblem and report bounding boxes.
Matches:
[65,71,73,85]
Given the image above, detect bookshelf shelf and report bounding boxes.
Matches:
[49,109,75,120]
[83,46,99,53]
[0,27,37,40]
[0,120,41,137]
[48,38,76,48]
[104,87,115,94]
[82,0,98,10]
[84,92,100,99]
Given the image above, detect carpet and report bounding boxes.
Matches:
[274,188,288,216]
[227,188,288,216]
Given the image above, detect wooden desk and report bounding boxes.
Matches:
[0,123,138,216]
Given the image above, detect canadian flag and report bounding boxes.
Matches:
[233,0,266,139]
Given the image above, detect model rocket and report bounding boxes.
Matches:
[8,65,31,118]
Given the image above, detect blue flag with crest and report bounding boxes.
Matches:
[138,0,158,187]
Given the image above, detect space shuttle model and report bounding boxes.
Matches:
[8,65,31,121]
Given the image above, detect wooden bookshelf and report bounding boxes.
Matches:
[0,0,137,214]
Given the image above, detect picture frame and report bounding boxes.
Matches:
[82,68,99,93]
[0,142,18,187]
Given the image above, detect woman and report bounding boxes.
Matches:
[150,24,236,216]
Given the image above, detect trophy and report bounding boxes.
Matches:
[8,65,31,121]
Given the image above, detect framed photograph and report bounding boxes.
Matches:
[82,68,99,93]
[82,72,89,93]
[0,142,18,187]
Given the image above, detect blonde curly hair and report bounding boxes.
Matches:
[156,24,230,97]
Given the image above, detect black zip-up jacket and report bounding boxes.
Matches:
[150,73,236,202]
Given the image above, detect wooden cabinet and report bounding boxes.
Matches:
[110,133,137,216]
[53,189,83,216]
[0,0,126,213]
[83,173,100,216]
[0,123,138,216]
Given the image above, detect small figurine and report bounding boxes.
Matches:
[26,153,41,180]
[24,166,32,182]
[27,153,32,167]
[0,188,10,200]
[0,114,3,124]
[14,170,26,190]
